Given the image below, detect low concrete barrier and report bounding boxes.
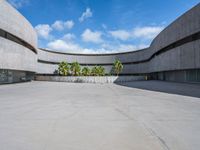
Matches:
[35,75,146,83]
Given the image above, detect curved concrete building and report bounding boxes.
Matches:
[0,0,37,83]
[0,0,200,83]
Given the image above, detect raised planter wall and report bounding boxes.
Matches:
[35,75,146,83]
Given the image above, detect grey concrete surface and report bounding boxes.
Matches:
[0,37,37,72]
[117,80,200,98]
[0,0,37,74]
[0,81,200,150]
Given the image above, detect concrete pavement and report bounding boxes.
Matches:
[0,81,200,150]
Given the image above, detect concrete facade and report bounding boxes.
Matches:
[0,0,37,48]
[0,0,37,83]
[0,1,200,83]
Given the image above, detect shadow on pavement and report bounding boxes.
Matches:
[115,80,200,98]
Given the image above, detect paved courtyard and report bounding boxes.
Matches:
[0,81,200,150]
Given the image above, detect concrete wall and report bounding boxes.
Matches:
[0,37,37,72]
[0,0,37,72]
[0,1,37,83]
[151,4,200,51]
[0,0,37,49]
[36,75,145,83]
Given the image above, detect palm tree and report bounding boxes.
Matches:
[82,67,90,76]
[91,66,105,76]
[58,61,70,76]
[91,66,98,76]
[70,62,81,76]
[113,60,123,76]
[97,66,105,76]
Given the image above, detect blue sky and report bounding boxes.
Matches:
[8,0,200,53]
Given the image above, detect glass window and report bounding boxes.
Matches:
[0,70,8,83]
[0,29,5,37]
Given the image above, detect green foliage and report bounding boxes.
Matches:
[91,66,99,76]
[91,66,105,76]
[58,61,107,76]
[97,66,105,76]
[81,67,90,76]
[113,60,123,75]
[58,61,70,76]
[70,62,81,76]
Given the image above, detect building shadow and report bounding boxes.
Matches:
[115,80,200,98]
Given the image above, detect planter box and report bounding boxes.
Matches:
[35,75,146,83]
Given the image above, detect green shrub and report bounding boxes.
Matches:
[91,66,105,76]
[58,61,107,76]
[82,67,90,76]
[58,61,70,76]
[70,62,81,76]
[97,66,105,76]
[91,66,98,76]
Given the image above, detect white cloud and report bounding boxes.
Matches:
[81,29,103,43]
[45,26,150,54]
[81,48,119,54]
[118,44,148,51]
[47,40,80,52]
[109,30,130,41]
[35,24,52,39]
[52,20,74,31]
[52,21,64,31]
[64,20,74,29]
[109,26,164,41]
[47,38,148,54]
[101,43,148,52]
[62,33,76,41]
[46,39,99,54]
[79,8,93,22]
[47,40,118,54]
[133,26,164,39]
[8,0,29,8]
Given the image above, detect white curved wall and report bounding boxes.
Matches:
[0,37,37,72]
[38,47,150,65]
[0,0,37,49]
[0,0,37,75]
